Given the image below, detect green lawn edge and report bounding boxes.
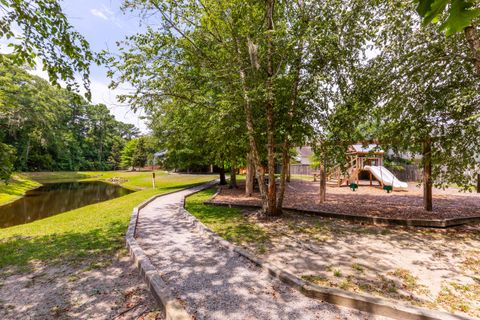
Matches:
[0,173,214,269]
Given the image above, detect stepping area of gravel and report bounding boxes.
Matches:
[134,187,391,320]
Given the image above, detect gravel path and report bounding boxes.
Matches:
[135,187,391,320]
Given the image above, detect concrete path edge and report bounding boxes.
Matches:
[180,187,475,320]
[125,181,217,320]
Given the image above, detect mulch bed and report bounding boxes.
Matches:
[212,180,480,220]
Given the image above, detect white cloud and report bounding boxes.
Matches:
[90,8,108,21]
[89,79,148,133]
[89,5,122,28]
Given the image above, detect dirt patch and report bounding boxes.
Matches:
[213,180,480,220]
[234,211,480,318]
[0,250,163,320]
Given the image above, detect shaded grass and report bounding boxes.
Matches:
[185,188,270,252]
[0,174,214,269]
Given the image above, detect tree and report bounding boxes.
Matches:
[0,0,95,96]
[120,139,138,170]
[415,0,480,75]
[132,137,148,168]
[0,58,138,173]
[366,4,480,210]
[108,0,379,216]
[108,140,122,170]
[0,143,15,183]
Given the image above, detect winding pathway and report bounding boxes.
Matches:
[135,184,389,320]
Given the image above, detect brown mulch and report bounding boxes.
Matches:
[212,180,480,220]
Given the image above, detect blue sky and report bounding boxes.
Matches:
[60,0,148,132]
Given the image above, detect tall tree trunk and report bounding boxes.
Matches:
[276,0,305,210]
[464,26,480,75]
[423,138,433,211]
[229,160,238,189]
[245,151,254,196]
[265,0,278,216]
[233,35,268,211]
[319,163,326,203]
[219,164,227,185]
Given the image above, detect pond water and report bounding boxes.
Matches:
[0,181,134,228]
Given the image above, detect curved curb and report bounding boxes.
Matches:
[125,181,217,320]
[204,199,480,228]
[182,189,474,320]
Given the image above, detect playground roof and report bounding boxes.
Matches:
[349,144,384,155]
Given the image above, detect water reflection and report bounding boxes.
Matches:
[0,181,133,228]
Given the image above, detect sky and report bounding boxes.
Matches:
[39,0,149,132]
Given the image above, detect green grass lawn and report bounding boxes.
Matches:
[22,170,170,189]
[0,170,213,206]
[0,172,214,270]
[185,188,270,252]
[0,174,41,205]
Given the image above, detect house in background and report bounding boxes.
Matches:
[294,146,313,165]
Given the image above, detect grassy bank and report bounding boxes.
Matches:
[0,170,210,206]
[23,170,171,189]
[0,175,41,205]
[0,172,214,269]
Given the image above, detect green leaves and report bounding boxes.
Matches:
[416,0,480,35]
[0,0,95,97]
[0,59,139,172]
[442,0,480,35]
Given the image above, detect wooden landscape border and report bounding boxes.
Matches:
[203,200,480,228]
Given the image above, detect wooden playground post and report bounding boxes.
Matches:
[319,164,326,203]
[152,172,156,189]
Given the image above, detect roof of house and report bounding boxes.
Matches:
[349,144,384,154]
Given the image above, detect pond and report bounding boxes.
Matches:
[0,181,134,228]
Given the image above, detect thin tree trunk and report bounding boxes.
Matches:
[423,138,433,211]
[477,173,480,193]
[233,35,268,211]
[265,0,278,216]
[319,164,326,203]
[245,151,254,196]
[24,138,30,169]
[229,160,238,189]
[276,0,305,210]
[465,26,480,75]
[277,143,289,209]
[219,164,227,185]
[287,159,291,182]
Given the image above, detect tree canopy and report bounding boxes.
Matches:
[0,57,139,179]
[0,0,96,96]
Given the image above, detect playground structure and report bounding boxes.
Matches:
[327,144,408,189]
